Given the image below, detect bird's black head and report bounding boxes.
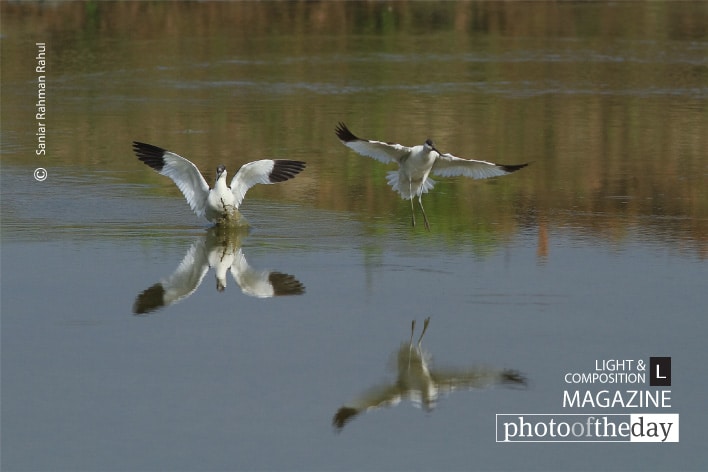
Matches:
[216,164,226,179]
[424,139,440,154]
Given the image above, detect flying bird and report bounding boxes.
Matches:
[333,318,527,430]
[133,141,306,225]
[335,122,529,230]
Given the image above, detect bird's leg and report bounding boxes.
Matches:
[220,197,236,215]
[417,317,430,346]
[418,195,431,231]
[408,319,417,368]
[219,245,228,263]
[409,180,416,227]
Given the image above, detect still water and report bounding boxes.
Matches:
[2,2,707,471]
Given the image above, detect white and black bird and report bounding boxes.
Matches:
[333,318,527,430]
[133,142,306,225]
[335,123,529,230]
[133,227,305,314]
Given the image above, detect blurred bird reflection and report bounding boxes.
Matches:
[133,226,305,314]
[333,318,526,430]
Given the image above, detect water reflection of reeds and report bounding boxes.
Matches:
[2,1,706,257]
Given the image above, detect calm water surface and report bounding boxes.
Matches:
[2,3,707,471]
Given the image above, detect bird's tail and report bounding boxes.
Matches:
[386,171,435,199]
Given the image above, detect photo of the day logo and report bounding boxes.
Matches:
[496,414,679,442]
[650,357,671,387]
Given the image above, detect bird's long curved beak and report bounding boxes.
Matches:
[426,139,441,155]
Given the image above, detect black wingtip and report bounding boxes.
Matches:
[268,272,306,296]
[499,162,530,173]
[333,407,359,430]
[501,369,529,388]
[269,160,306,183]
[133,141,167,172]
[132,283,166,315]
[335,122,359,143]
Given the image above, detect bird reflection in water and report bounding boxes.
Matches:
[133,226,305,314]
[333,318,526,430]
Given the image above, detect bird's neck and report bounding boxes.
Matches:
[214,177,229,191]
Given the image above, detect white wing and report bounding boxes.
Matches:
[430,367,527,394]
[133,238,210,314]
[335,122,410,164]
[230,160,306,208]
[133,142,210,218]
[432,153,529,180]
[333,383,403,430]
[230,249,305,298]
